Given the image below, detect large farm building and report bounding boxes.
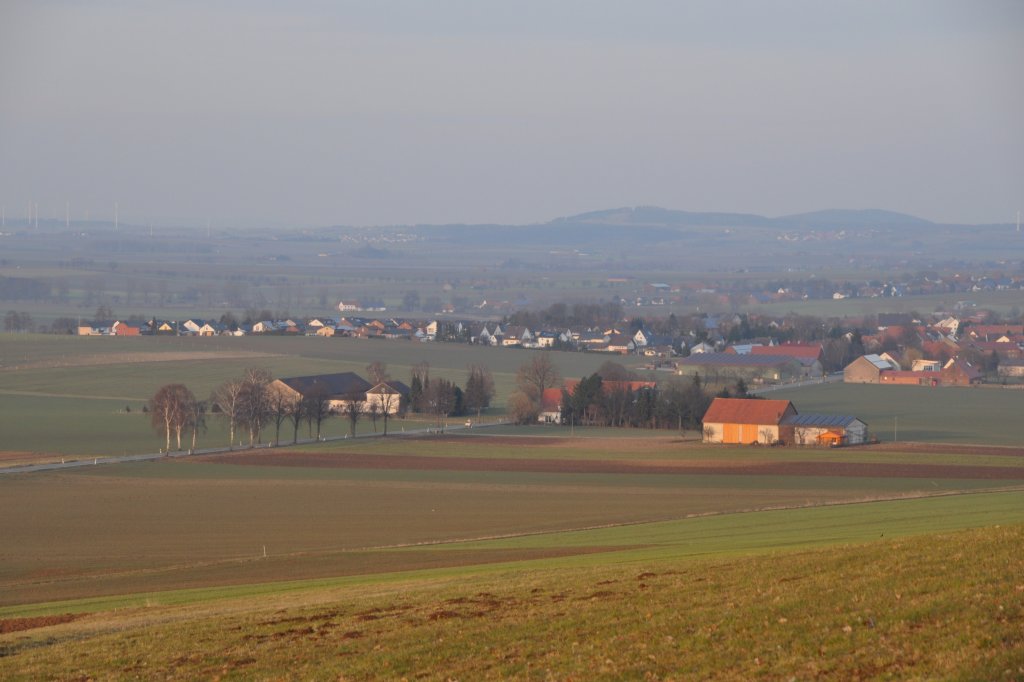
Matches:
[702,398,868,446]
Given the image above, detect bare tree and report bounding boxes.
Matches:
[373,382,403,436]
[343,393,365,437]
[188,399,207,452]
[516,354,560,407]
[507,390,540,425]
[239,368,272,446]
[287,393,305,444]
[149,384,196,451]
[366,361,390,384]
[268,386,294,446]
[211,378,245,448]
[366,400,381,432]
[303,384,332,440]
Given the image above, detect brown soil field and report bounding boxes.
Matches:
[866,441,1024,457]
[198,449,1024,481]
[380,433,1024,458]
[0,613,82,634]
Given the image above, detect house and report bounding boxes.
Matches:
[539,387,564,423]
[911,359,942,372]
[77,320,115,336]
[251,320,276,334]
[501,325,532,347]
[535,331,560,348]
[603,333,635,354]
[337,300,363,312]
[270,372,373,412]
[997,359,1024,378]
[364,380,410,414]
[701,398,797,444]
[843,354,899,383]
[540,379,657,424]
[111,320,141,336]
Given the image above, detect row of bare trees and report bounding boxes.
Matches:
[149,367,336,452]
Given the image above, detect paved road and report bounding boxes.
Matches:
[0,421,504,475]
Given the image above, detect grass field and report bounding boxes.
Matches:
[1,507,1022,679]
[0,333,628,457]
[770,382,1024,445]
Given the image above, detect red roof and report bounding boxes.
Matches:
[702,398,795,425]
[540,388,563,412]
[750,344,822,359]
[563,379,657,395]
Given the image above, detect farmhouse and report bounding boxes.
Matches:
[271,372,373,413]
[539,379,658,423]
[844,354,899,383]
[702,397,867,446]
[364,380,411,414]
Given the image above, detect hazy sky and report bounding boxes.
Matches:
[1,1,1021,228]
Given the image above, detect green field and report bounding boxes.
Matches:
[0,333,629,457]
[770,382,1024,445]
[1,499,1022,679]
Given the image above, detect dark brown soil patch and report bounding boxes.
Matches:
[865,442,1024,458]
[195,450,1024,481]
[0,613,83,634]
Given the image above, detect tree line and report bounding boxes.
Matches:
[504,356,729,431]
[149,367,345,452]
[408,363,494,428]
[148,362,497,451]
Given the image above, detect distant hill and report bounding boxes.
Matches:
[773,208,934,230]
[548,206,936,231]
[549,206,772,228]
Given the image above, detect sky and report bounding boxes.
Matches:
[1,1,1022,229]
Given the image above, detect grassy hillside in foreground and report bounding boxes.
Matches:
[2,524,1021,680]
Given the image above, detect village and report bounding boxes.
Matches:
[72,306,1024,388]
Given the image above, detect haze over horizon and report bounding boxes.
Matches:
[1,1,1021,230]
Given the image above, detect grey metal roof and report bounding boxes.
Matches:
[678,353,799,367]
[862,354,894,370]
[782,414,864,428]
[278,372,372,399]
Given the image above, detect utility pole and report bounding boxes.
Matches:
[894,416,898,442]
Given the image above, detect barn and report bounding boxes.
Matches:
[780,414,868,446]
[702,397,868,446]
[701,398,797,444]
